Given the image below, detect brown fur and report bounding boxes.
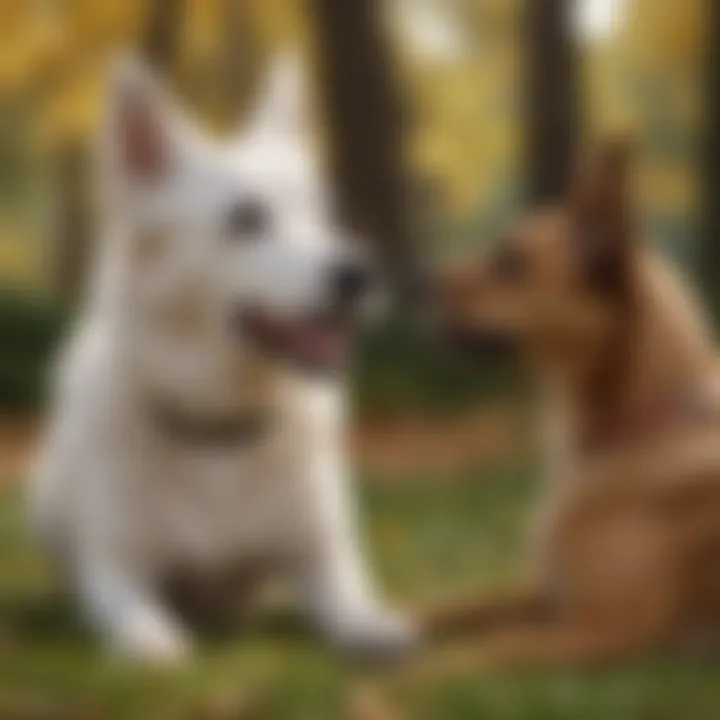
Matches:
[416,139,720,671]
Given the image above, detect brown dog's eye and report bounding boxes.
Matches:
[490,245,527,283]
[226,199,270,239]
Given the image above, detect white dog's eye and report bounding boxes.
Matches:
[226,199,270,240]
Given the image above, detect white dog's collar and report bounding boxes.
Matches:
[148,398,273,448]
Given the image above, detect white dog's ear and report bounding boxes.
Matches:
[242,53,306,140]
[104,55,190,183]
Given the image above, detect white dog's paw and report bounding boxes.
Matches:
[329,606,420,662]
[113,613,192,664]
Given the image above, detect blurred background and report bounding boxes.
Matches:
[0,0,715,717]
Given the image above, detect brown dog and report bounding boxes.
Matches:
[420,139,720,670]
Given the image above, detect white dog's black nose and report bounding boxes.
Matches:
[333,264,371,305]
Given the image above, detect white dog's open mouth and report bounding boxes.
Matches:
[240,307,350,372]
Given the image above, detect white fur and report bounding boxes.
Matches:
[29,55,415,661]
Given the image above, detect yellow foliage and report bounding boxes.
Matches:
[639,162,696,215]
[0,0,707,292]
[0,227,41,288]
[254,0,309,47]
[407,39,518,215]
[40,66,106,147]
[628,0,703,71]
[184,0,224,64]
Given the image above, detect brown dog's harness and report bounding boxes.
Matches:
[582,387,720,456]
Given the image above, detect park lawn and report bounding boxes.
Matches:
[1,462,720,719]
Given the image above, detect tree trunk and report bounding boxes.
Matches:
[140,0,185,73]
[191,0,260,131]
[523,0,580,204]
[699,0,720,324]
[310,0,416,286]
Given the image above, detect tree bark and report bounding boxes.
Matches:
[699,0,720,324]
[310,0,416,284]
[193,0,260,131]
[523,0,580,204]
[140,0,185,73]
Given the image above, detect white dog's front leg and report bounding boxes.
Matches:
[77,552,191,662]
[293,397,418,658]
[300,530,417,659]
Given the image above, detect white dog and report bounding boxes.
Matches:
[29,55,416,661]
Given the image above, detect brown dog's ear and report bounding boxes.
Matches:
[569,137,636,296]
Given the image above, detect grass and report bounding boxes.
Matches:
[2,462,720,719]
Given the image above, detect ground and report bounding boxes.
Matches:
[3,449,720,719]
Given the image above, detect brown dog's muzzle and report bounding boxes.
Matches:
[433,270,521,361]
